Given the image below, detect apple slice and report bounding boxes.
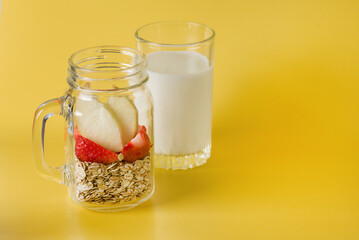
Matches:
[75,94,124,152]
[107,96,138,146]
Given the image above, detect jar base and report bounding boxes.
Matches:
[70,187,154,212]
[154,143,211,170]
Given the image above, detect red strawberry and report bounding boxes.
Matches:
[121,126,152,162]
[74,126,80,139]
[74,127,118,164]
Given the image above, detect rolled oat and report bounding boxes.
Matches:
[74,155,152,204]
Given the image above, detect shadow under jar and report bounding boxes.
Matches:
[32,46,154,211]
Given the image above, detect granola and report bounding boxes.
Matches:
[74,155,152,204]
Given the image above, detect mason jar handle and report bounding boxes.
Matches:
[32,97,67,185]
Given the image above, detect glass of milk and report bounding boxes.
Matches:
[135,21,215,170]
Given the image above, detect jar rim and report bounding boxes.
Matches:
[68,45,146,74]
[135,21,215,47]
[67,46,148,92]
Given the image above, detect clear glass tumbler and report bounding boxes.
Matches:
[32,46,154,211]
[135,21,215,170]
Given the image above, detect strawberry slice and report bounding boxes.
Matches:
[121,126,152,162]
[74,127,118,164]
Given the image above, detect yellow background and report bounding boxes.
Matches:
[1,0,359,239]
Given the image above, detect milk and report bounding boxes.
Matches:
[146,51,213,155]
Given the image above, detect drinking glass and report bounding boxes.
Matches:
[135,21,215,170]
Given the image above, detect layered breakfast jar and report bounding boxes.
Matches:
[33,46,154,211]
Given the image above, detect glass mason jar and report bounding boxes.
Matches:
[32,46,154,211]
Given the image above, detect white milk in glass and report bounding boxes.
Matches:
[146,51,213,156]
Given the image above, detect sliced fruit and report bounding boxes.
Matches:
[107,96,138,146]
[75,129,118,164]
[121,126,151,162]
[75,94,124,152]
[74,126,80,139]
